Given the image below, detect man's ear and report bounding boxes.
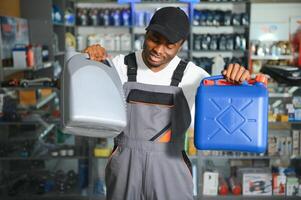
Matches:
[177,39,185,53]
[177,45,182,53]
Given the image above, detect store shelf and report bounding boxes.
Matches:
[90,196,106,200]
[76,25,131,28]
[0,156,88,161]
[54,51,65,56]
[65,24,75,27]
[268,121,296,130]
[251,55,293,60]
[0,85,58,90]
[0,119,60,126]
[191,50,245,57]
[269,92,292,98]
[198,195,299,200]
[192,26,247,34]
[3,193,89,200]
[199,155,301,160]
[269,121,291,128]
[133,27,147,34]
[52,22,65,26]
[2,62,53,72]
[192,50,245,53]
[200,155,274,159]
[196,1,248,5]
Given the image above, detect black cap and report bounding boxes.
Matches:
[145,7,190,44]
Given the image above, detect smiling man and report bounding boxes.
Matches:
[85,7,250,200]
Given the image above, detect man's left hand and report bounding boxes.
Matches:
[222,63,251,83]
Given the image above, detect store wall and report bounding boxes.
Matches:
[0,0,20,17]
[250,3,301,41]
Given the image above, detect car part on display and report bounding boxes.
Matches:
[195,75,269,153]
[2,95,19,121]
[229,176,242,195]
[76,8,88,26]
[260,65,301,86]
[0,78,58,88]
[194,34,246,51]
[52,5,63,24]
[193,9,248,26]
[241,13,249,26]
[76,7,131,26]
[210,35,218,50]
[65,32,76,49]
[219,35,227,50]
[61,51,127,137]
[88,8,98,26]
[64,7,75,26]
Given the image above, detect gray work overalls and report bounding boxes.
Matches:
[105,53,193,200]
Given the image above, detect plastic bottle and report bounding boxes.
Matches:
[26,45,35,68]
[229,176,242,195]
[218,176,229,195]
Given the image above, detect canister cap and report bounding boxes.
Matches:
[255,74,268,86]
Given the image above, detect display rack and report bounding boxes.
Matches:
[0,0,92,199]
[1,0,301,200]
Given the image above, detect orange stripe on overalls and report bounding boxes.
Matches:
[159,129,172,143]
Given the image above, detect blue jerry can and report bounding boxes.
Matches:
[194,75,269,153]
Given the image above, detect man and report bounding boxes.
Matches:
[85,7,250,200]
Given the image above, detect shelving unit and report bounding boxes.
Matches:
[0,1,92,199]
[199,195,299,200]
[196,85,301,198]
[1,0,301,199]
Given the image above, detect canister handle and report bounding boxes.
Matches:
[202,74,267,87]
[202,75,249,86]
[83,53,113,68]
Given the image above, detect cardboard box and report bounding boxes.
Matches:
[19,90,36,106]
[286,177,299,196]
[277,137,286,156]
[243,173,272,196]
[299,131,301,156]
[0,16,29,66]
[292,130,299,156]
[286,136,292,156]
[268,137,277,156]
[203,171,219,195]
[272,174,286,195]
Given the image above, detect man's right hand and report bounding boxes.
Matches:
[84,44,107,62]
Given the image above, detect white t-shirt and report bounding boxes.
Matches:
[112,50,210,126]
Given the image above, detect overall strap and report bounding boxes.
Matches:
[124,53,138,82]
[170,60,188,86]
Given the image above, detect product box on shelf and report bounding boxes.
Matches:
[286,177,299,196]
[286,136,292,156]
[298,184,301,197]
[238,168,272,196]
[292,130,300,156]
[299,130,301,156]
[203,171,219,196]
[0,16,29,66]
[242,173,272,196]
[120,33,131,51]
[12,46,27,68]
[272,174,286,195]
[268,137,277,156]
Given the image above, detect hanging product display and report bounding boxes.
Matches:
[61,52,127,138]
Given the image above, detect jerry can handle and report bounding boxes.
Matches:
[83,53,114,68]
[202,74,268,87]
[202,75,249,86]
